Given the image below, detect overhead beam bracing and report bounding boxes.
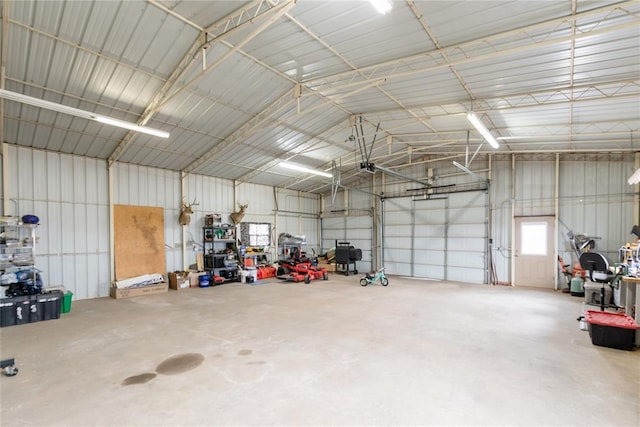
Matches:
[108,0,296,165]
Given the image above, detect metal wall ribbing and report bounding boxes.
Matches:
[2,146,322,300]
[3,145,110,299]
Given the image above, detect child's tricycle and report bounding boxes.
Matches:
[360,267,389,286]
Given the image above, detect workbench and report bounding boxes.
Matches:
[620,276,640,347]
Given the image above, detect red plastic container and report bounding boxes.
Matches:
[585,310,639,350]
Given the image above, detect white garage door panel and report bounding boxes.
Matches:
[414,224,446,237]
[383,192,486,283]
[414,264,445,279]
[384,201,412,217]
[448,224,486,238]
[344,228,371,240]
[386,261,411,275]
[385,225,413,237]
[414,209,446,223]
[348,216,371,227]
[323,217,344,228]
[412,199,446,282]
[385,249,411,275]
[449,209,485,225]
[448,236,485,252]
[415,249,445,264]
[448,266,484,284]
[448,251,485,268]
[385,235,412,248]
[385,247,412,260]
[414,237,446,250]
[449,192,485,207]
[387,212,412,224]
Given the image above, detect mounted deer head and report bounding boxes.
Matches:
[179,198,199,226]
[229,203,248,225]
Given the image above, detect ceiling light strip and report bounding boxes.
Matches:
[280,162,332,178]
[369,0,393,14]
[0,89,169,138]
[466,112,499,149]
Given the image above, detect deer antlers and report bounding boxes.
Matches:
[229,203,248,225]
[179,198,199,226]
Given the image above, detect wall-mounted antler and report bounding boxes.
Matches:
[229,203,248,225]
[179,198,199,226]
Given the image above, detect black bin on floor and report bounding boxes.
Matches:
[0,298,17,327]
[37,291,62,321]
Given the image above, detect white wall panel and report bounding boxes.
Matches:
[514,159,556,217]
[5,146,110,300]
[489,154,634,288]
[322,214,373,273]
[558,155,634,267]
[113,163,182,273]
[412,198,447,280]
[273,189,321,259]
[382,198,413,275]
[237,183,276,224]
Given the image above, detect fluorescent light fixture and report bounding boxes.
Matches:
[453,161,484,182]
[94,116,169,138]
[0,89,169,138]
[369,0,393,14]
[466,112,499,149]
[628,167,640,185]
[281,162,332,178]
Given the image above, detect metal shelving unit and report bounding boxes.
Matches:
[203,225,239,282]
[1,222,37,295]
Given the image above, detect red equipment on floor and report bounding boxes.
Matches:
[277,247,328,284]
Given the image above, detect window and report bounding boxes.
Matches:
[520,222,547,255]
[240,222,271,247]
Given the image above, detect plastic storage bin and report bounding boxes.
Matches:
[35,291,62,320]
[198,274,211,288]
[585,310,639,350]
[14,296,32,325]
[61,291,73,313]
[0,299,17,327]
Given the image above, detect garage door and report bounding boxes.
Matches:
[413,198,447,279]
[446,192,487,283]
[383,191,488,283]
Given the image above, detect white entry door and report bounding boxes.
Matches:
[514,216,555,288]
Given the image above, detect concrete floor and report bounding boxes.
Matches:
[1,274,639,426]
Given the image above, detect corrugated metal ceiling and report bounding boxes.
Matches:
[1,0,638,194]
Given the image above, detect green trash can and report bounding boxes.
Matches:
[61,291,73,313]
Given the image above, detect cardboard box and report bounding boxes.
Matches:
[110,282,168,299]
[319,262,336,272]
[168,271,190,290]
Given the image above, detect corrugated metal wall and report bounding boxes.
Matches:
[113,163,182,272]
[557,155,634,268]
[321,184,375,273]
[3,145,111,299]
[325,154,635,287]
[2,146,322,300]
[490,154,635,287]
[2,145,634,298]
[382,197,413,275]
